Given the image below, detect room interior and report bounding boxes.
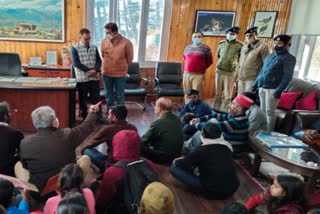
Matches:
[0,0,320,213]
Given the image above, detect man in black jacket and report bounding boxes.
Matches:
[169,123,239,199]
[0,101,24,176]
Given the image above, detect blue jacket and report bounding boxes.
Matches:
[7,201,29,214]
[179,100,213,118]
[252,51,296,98]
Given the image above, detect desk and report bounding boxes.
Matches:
[249,131,320,193]
[0,76,76,131]
[23,64,71,78]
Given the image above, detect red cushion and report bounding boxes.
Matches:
[295,91,318,110]
[277,91,303,110]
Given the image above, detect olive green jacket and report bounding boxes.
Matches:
[216,39,243,76]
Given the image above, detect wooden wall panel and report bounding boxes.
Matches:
[0,0,86,65]
[167,0,292,99]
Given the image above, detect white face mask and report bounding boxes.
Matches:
[105,34,113,40]
[246,37,256,44]
[227,34,237,41]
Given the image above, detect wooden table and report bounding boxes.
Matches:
[22,64,71,78]
[249,131,320,193]
[0,76,76,131]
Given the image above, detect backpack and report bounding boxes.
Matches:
[114,159,159,214]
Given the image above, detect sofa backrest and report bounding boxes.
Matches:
[286,77,320,109]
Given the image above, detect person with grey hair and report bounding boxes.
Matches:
[141,97,183,163]
[0,101,24,176]
[16,102,101,201]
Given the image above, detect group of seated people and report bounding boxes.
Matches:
[0,90,319,213]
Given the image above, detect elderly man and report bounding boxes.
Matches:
[186,94,254,152]
[183,32,213,102]
[17,102,100,194]
[76,105,137,168]
[0,101,24,176]
[141,97,183,163]
[216,26,243,100]
[237,26,269,94]
[253,34,296,131]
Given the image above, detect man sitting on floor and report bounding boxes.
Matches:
[76,105,137,168]
[0,101,24,176]
[170,123,239,200]
[186,94,253,152]
[179,89,213,137]
[141,97,183,164]
[17,102,100,198]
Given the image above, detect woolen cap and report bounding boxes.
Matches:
[234,94,254,109]
[140,182,175,214]
[273,34,292,45]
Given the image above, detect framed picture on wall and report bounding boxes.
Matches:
[253,11,278,38]
[194,10,236,36]
[0,0,65,42]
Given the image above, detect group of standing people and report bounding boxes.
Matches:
[70,23,133,124]
[183,26,296,131]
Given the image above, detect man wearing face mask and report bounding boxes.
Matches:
[237,27,269,94]
[216,26,243,100]
[0,101,24,176]
[183,32,213,102]
[101,23,133,109]
[252,34,296,131]
[70,28,106,124]
[178,89,213,137]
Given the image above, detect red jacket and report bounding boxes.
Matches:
[246,190,305,214]
[95,130,158,207]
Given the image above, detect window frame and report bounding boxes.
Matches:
[86,0,172,68]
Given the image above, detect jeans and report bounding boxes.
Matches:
[258,88,279,131]
[186,130,202,152]
[102,74,126,107]
[169,165,203,193]
[77,80,103,120]
[84,148,107,171]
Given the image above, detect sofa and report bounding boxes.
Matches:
[274,78,320,135]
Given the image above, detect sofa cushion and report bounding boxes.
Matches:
[277,91,303,110]
[295,90,318,110]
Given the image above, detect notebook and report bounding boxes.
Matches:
[256,131,308,149]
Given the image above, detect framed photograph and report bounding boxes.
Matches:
[194,10,236,36]
[253,11,278,38]
[0,0,65,42]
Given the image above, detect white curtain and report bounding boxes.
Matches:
[287,0,320,35]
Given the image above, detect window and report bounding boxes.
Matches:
[87,0,172,67]
[291,35,320,82]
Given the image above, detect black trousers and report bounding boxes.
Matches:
[77,80,102,119]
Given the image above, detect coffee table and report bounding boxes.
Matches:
[249,131,320,193]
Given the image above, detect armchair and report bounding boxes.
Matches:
[124,62,148,110]
[154,62,184,100]
[0,53,22,76]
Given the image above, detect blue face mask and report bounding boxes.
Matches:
[192,37,202,46]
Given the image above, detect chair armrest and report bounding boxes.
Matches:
[154,78,159,87]
[140,77,148,86]
[292,111,320,134]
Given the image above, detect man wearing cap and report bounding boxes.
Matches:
[237,27,269,94]
[216,26,243,100]
[187,94,253,150]
[183,32,213,102]
[252,34,296,131]
[178,89,213,137]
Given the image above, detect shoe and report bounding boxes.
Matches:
[97,118,109,124]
